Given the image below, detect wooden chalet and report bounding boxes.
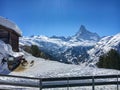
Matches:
[0,16,22,52]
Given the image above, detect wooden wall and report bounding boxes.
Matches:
[0,25,19,52]
[0,29,9,43]
[10,32,19,52]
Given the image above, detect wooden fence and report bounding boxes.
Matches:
[0,74,120,90]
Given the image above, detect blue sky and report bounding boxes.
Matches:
[0,0,120,37]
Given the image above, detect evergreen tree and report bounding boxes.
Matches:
[97,55,104,68]
[22,45,53,60]
[31,45,41,57]
[97,49,120,70]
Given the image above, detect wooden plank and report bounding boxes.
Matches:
[42,76,93,81]
[42,81,120,88]
[0,35,9,38]
[0,74,119,89]
[94,75,118,79]
[42,75,120,82]
[0,25,21,37]
[10,32,19,52]
[0,81,39,88]
[0,74,39,80]
[0,29,9,43]
[41,82,93,88]
[0,80,119,89]
[0,74,119,81]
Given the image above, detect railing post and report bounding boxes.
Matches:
[67,77,69,90]
[117,75,119,90]
[39,78,42,90]
[92,76,95,90]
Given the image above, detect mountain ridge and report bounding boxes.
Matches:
[20,25,120,65]
[73,25,100,41]
[49,25,101,42]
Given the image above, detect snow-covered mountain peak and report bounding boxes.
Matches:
[77,25,88,34]
[73,25,100,41]
[19,26,120,65]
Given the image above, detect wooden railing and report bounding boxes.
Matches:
[0,74,120,90]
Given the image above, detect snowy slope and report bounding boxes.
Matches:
[0,16,22,36]
[87,33,120,65]
[0,54,119,90]
[20,33,120,66]
[7,54,120,90]
[0,37,120,90]
[10,54,120,78]
[0,40,23,74]
[20,25,100,64]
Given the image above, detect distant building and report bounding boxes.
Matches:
[0,16,22,52]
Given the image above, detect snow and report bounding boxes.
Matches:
[74,25,100,41]
[0,22,120,89]
[19,26,101,64]
[87,33,120,65]
[0,40,24,74]
[20,32,120,65]
[7,54,120,90]
[0,40,23,58]
[20,25,101,47]
[10,54,120,78]
[0,16,22,36]
[0,40,120,90]
[20,35,96,47]
[20,36,96,64]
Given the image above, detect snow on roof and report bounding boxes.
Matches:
[0,16,22,36]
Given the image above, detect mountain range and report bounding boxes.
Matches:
[20,25,120,66]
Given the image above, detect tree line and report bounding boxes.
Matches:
[22,45,53,60]
[97,49,120,70]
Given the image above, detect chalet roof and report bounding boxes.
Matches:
[0,16,22,36]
